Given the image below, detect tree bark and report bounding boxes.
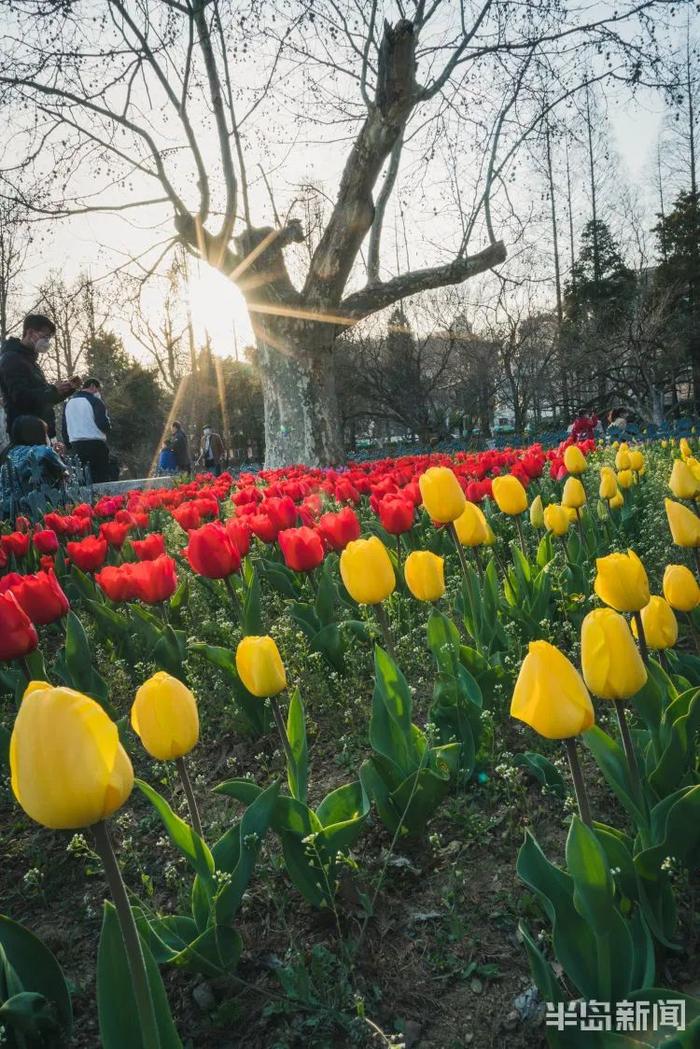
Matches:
[257,335,344,468]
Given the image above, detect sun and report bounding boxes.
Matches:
[187,265,254,359]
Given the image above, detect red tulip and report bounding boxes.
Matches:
[172,503,202,531]
[1,531,30,558]
[0,590,38,661]
[225,518,251,558]
[131,555,178,604]
[15,516,30,534]
[99,521,131,548]
[278,526,325,572]
[0,572,25,594]
[33,529,59,555]
[378,495,415,535]
[131,533,166,561]
[66,536,109,573]
[192,497,220,520]
[96,564,139,602]
[335,479,361,504]
[249,513,279,544]
[183,522,241,579]
[39,555,55,573]
[12,570,70,625]
[263,496,297,531]
[317,507,361,552]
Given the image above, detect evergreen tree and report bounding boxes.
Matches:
[653,190,700,406]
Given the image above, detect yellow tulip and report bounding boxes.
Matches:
[609,488,624,510]
[543,503,570,536]
[632,596,678,651]
[564,445,587,474]
[235,635,287,697]
[617,469,634,489]
[131,672,199,761]
[510,640,594,739]
[581,608,648,700]
[599,468,618,501]
[10,685,133,830]
[454,501,489,546]
[615,448,631,471]
[680,437,692,459]
[404,550,445,602]
[594,549,650,612]
[665,498,700,548]
[662,564,700,612]
[629,449,644,472]
[669,459,699,500]
[529,494,545,529]
[23,680,52,697]
[340,536,396,604]
[562,477,586,509]
[492,474,528,515]
[687,457,700,482]
[418,466,466,523]
[661,440,668,448]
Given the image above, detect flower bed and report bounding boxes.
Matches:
[1,436,699,1048]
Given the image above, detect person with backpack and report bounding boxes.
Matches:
[62,377,112,483]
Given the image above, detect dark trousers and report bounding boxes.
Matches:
[71,439,110,483]
[204,459,223,476]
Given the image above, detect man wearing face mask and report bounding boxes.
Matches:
[0,314,81,440]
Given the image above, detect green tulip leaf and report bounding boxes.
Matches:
[97,901,182,1049]
[0,914,72,1040]
[136,778,214,883]
[286,688,308,805]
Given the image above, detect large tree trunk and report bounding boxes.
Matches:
[258,337,344,468]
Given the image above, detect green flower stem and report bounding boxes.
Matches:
[472,544,484,580]
[270,694,296,778]
[614,700,643,805]
[223,575,243,628]
[448,522,470,579]
[374,602,397,663]
[175,756,204,840]
[632,610,649,664]
[694,548,700,577]
[92,821,161,1049]
[563,737,592,828]
[514,514,527,556]
[395,534,402,571]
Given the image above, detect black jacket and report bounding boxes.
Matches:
[167,429,191,469]
[0,338,64,438]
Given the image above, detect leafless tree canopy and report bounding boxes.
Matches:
[0,0,687,464]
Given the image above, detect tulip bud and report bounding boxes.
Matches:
[562,477,586,509]
[629,449,644,472]
[482,520,497,546]
[543,503,570,537]
[617,469,634,489]
[492,474,528,516]
[669,459,699,500]
[454,501,489,545]
[529,495,545,529]
[0,590,38,662]
[404,551,445,602]
[581,608,648,699]
[599,468,618,501]
[632,596,677,651]
[563,446,587,474]
[131,672,199,760]
[236,635,287,697]
[10,685,133,829]
[418,467,466,523]
[662,564,700,612]
[665,498,700,548]
[609,488,624,510]
[510,640,594,739]
[680,437,692,459]
[340,536,396,604]
[594,550,650,612]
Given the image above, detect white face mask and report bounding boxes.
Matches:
[34,336,53,354]
[203,429,211,437]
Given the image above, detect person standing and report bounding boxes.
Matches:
[62,377,112,483]
[199,424,225,475]
[0,314,81,439]
[167,420,191,472]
